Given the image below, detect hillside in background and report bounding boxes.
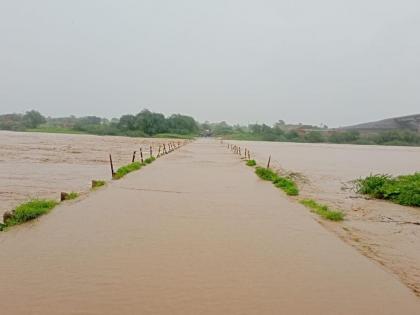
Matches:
[341,114,420,133]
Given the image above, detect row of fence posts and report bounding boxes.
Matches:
[109,141,186,178]
[226,142,271,169]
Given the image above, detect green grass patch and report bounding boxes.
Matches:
[300,199,344,221]
[356,173,420,207]
[144,156,156,164]
[2,199,58,229]
[113,161,143,179]
[273,177,299,196]
[246,159,256,167]
[255,166,299,196]
[255,167,278,181]
[92,180,106,189]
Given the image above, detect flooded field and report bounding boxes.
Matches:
[227,140,420,296]
[0,131,182,218]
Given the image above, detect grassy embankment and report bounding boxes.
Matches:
[300,199,344,221]
[113,157,157,180]
[356,173,420,207]
[0,199,58,231]
[254,166,299,196]
[113,162,143,179]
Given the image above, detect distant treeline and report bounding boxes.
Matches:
[204,121,420,146]
[1,110,420,145]
[0,110,199,138]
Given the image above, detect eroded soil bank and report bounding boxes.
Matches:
[227,140,420,296]
[0,139,419,314]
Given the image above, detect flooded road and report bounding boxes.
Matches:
[0,131,181,218]
[0,140,419,314]
[227,140,420,296]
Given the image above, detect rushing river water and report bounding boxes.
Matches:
[0,131,178,216]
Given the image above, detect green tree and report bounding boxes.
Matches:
[304,131,325,143]
[118,114,136,131]
[167,114,199,134]
[23,110,46,128]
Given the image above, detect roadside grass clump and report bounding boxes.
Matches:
[144,156,156,164]
[356,173,420,207]
[113,161,143,179]
[2,199,58,229]
[63,192,79,200]
[300,199,344,221]
[92,180,106,189]
[246,159,257,167]
[255,167,278,181]
[255,166,299,196]
[273,177,299,196]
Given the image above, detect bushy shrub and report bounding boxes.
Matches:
[356,173,420,206]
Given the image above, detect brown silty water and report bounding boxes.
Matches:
[227,140,420,296]
[0,130,186,218]
[0,139,419,314]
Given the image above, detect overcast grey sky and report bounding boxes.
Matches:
[0,0,419,127]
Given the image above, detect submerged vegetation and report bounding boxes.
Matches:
[63,192,79,200]
[356,173,420,207]
[255,166,299,196]
[1,199,58,231]
[300,199,344,221]
[92,180,106,189]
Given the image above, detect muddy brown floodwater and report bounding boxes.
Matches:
[0,139,419,314]
[0,131,184,219]
[227,140,420,296]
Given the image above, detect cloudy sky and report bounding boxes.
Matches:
[0,0,419,127]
